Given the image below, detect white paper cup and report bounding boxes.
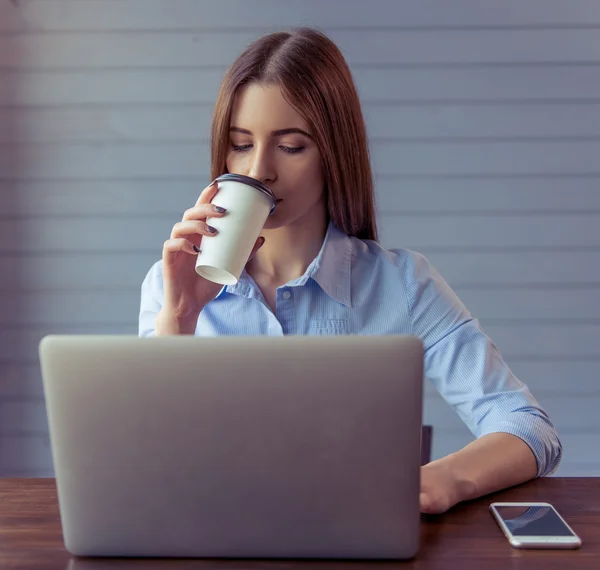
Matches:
[195,174,276,285]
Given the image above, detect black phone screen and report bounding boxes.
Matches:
[495,506,575,537]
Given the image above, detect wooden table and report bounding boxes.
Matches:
[0,478,598,569]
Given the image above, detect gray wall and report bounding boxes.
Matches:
[0,0,599,476]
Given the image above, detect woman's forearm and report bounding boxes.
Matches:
[420,432,539,514]
[446,432,538,502]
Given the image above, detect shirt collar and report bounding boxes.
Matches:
[306,220,352,307]
[217,220,353,307]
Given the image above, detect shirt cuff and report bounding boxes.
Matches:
[477,412,563,477]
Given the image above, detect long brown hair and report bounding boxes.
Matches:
[210,28,378,241]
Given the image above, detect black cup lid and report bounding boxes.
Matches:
[214,173,277,214]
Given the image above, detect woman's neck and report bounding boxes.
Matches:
[248,207,328,286]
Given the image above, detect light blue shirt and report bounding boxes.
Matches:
[139,221,562,476]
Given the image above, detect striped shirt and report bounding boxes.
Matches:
[139,220,562,476]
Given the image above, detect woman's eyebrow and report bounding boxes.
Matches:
[230,126,313,139]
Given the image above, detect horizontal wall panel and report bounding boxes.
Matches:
[0,179,205,217]
[499,361,600,397]
[380,214,600,249]
[0,400,48,434]
[3,66,600,107]
[479,324,600,360]
[366,104,600,140]
[0,214,597,253]
[3,178,600,217]
[0,218,173,253]
[542,398,600,432]
[0,69,226,106]
[2,250,598,291]
[353,65,600,103]
[0,326,136,362]
[553,463,600,477]
[453,289,600,320]
[0,291,142,326]
[1,141,599,179]
[426,251,600,287]
[4,104,600,143]
[377,177,600,214]
[0,363,45,398]
[372,140,600,176]
[0,434,51,473]
[3,0,600,31]
[0,253,161,290]
[0,142,211,179]
[551,434,600,466]
[2,178,600,216]
[0,106,216,143]
[431,432,474,462]
[4,29,600,69]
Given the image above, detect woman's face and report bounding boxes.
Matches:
[226,82,325,230]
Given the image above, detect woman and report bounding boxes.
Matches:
[139,28,561,514]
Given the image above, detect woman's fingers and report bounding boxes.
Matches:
[182,203,227,222]
[163,237,199,257]
[248,236,266,262]
[170,220,219,241]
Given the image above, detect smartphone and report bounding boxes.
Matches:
[489,502,582,549]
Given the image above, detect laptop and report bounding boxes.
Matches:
[39,334,424,560]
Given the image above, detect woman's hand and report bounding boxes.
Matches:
[419,460,467,515]
[157,181,265,335]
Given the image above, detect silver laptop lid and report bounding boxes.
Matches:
[40,334,424,560]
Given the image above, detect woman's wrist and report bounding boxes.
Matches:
[155,308,201,335]
[420,454,477,513]
[442,452,479,504]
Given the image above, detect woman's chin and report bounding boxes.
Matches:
[262,203,289,230]
[262,215,288,231]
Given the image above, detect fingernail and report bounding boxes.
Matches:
[213,205,226,214]
[193,245,200,253]
[207,225,217,234]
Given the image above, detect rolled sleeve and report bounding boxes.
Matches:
[403,251,562,477]
[139,260,163,337]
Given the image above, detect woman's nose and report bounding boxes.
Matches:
[247,151,276,184]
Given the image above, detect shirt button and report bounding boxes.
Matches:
[282,291,292,300]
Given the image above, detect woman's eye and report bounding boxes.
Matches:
[231,144,252,152]
[280,146,305,154]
